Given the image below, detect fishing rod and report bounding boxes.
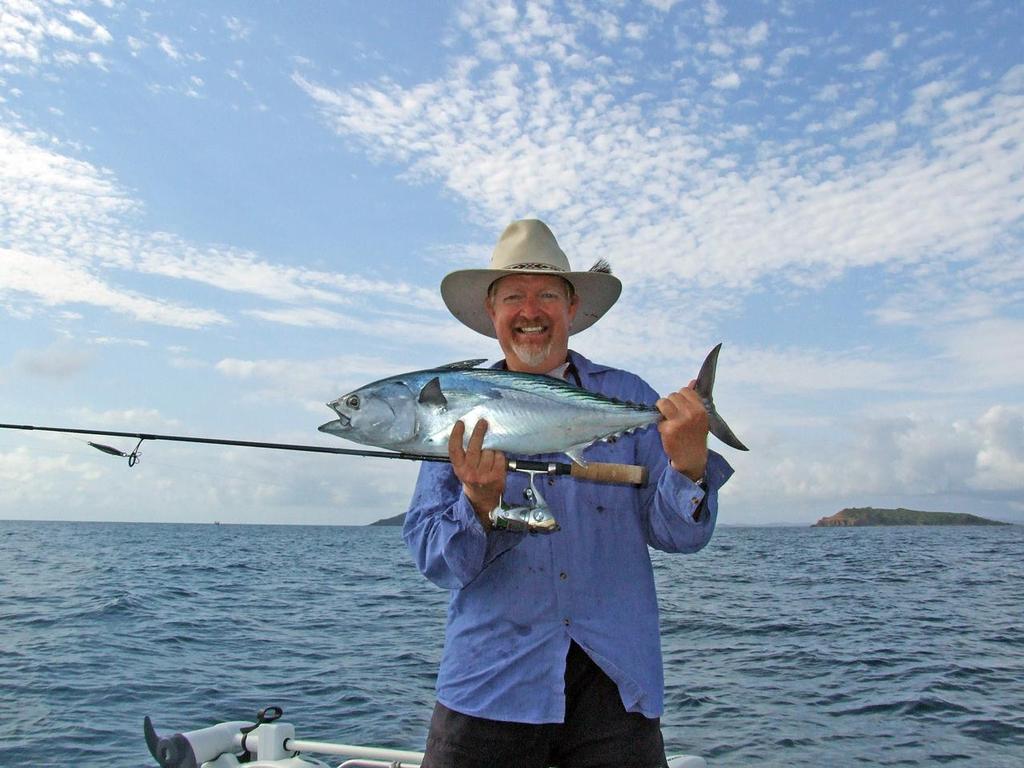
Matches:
[0,422,649,486]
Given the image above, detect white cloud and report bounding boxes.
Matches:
[154,33,186,62]
[2,0,1021,525]
[66,10,112,44]
[53,50,81,66]
[707,40,733,57]
[727,346,909,394]
[974,406,1024,491]
[92,335,149,347]
[740,55,762,71]
[936,318,1024,390]
[905,78,954,125]
[0,446,106,506]
[624,23,647,41]
[0,248,227,328]
[69,406,181,431]
[942,89,983,115]
[816,83,842,102]
[728,406,1024,512]
[296,44,1022,314]
[242,306,356,329]
[213,353,416,414]
[0,124,445,331]
[702,0,725,27]
[766,45,808,77]
[861,49,888,71]
[746,21,769,46]
[843,120,898,149]
[590,10,620,42]
[711,71,740,89]
[0,1,112,72]
[15,338,94,377]
[223,16,252,41]
[288,7,1024,472]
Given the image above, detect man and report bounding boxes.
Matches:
[404,219,733,767]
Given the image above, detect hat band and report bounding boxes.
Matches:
[507,262,565,272]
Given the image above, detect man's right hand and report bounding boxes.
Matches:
[449,419,506,530]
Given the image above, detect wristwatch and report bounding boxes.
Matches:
[692,476,708,521]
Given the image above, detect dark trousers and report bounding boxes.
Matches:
[421,642,668,768]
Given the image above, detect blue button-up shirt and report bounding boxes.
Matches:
[403,350,733,723]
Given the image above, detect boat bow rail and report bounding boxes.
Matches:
[143,707,706,768]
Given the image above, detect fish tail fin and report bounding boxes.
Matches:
[695,343,749,452]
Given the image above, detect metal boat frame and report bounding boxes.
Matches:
[144,709,707,768]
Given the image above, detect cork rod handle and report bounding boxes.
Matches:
[569,461,648,487]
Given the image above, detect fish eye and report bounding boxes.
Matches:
[346,395,360,409]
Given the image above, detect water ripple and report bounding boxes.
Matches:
[0,521,1021,766]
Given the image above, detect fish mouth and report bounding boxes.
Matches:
[318,417,350,436]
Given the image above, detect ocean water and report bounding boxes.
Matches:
[1,520,1022,767]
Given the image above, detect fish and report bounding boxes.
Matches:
[318,343,748,465]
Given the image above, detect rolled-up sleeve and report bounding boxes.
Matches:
[616,375,734,554]
[403,460,525,589]
[645,449,733,552]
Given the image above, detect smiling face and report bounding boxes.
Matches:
[485,273,579,373]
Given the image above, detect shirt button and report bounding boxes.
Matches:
[560,571,568,580]
[563,618,570,626]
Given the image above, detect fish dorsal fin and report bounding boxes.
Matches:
[418,377,448,409]
[436,358,488,370]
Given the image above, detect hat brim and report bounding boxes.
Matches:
[441,268,622,338]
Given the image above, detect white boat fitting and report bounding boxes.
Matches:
[144,706,707,768]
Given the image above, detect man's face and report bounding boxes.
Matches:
[486,273,579,373]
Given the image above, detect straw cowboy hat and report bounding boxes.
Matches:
[441,219,622,338]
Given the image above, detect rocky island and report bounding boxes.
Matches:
[813,507,1008,527]
[370,512,405,526]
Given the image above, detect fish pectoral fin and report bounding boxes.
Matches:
[417,377,448,410]
[564,446,589,467]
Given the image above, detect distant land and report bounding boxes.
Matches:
[371,507,1012,528]
[370,512,405,526]
[813,507,1009,527]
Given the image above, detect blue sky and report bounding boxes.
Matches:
[1,0,1022,525]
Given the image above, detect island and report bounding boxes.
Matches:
[370,512,405,526]
[813,507,1008,527]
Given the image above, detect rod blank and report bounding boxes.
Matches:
[0,422,648,486]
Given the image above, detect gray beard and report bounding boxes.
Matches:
[510,338,552,368]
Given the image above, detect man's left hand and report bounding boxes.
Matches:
[656,380,709,482]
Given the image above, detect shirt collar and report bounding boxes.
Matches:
[566,349,615,387]
[490,349,615,387]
